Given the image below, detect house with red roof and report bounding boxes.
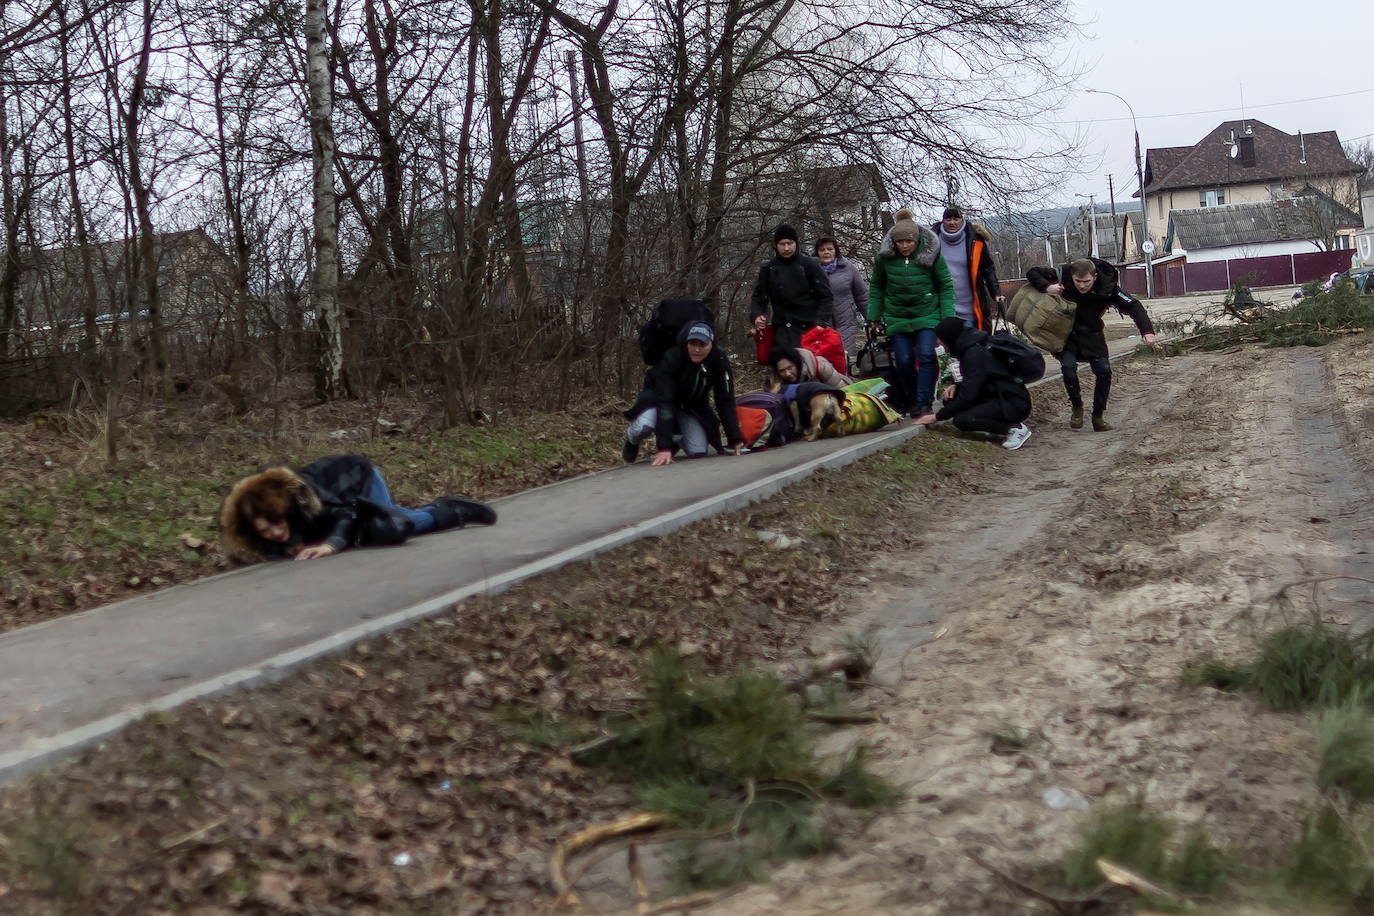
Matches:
[1139,119,1363,256]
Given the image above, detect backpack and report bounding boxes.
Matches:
[984,331,1045,384]
[736,391,793,446]
[800,326,848,375]
[638,298,714,366]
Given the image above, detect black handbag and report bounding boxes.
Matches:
[854,328,894,378]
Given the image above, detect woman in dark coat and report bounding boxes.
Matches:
[622,321,744,466]
[220,454,496,562]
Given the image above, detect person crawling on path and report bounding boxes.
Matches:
[220,454,497,563]
[767,345,853,390]
[1057,257,1158,431]
[623,320,745,467]
[913,317,1032,451]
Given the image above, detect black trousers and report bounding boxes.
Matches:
[949,396,1031,438]
[1057,349,1112,416]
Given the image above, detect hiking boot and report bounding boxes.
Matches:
[1070,405,1084,429]
[622,437,641,464]
[424,497,498,530]
[1091,414,1114,432]
[1002,423,1032,451]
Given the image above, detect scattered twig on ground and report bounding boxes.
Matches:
[965,850,1106,916]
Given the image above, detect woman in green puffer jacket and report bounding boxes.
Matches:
[867,208,955,415]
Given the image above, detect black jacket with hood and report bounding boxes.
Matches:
[934,324,1031,422]
[219,454,413,562]
[625,321,743,453]
[749,252,834,329]
[1057,258,1154,358]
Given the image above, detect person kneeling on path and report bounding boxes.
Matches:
[220,454,496,563]
[1057,257,1157,431]
[913,317,1032,450]
[623,320,744,467]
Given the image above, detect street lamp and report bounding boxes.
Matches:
[1086,88,1154,298]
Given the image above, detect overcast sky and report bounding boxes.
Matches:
[1054,0,1373,209]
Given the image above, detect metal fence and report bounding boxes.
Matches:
[1119,249,1357,296]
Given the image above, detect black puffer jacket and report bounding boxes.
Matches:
[1058,258,1154,358]
[219,454,412,562]
[934,325,1030,421]
[625,321,743,453]
[750,253,834,328]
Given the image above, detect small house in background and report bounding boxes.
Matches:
[1091,211,1142,263]
[1165,191,1363,263]
[740,162,890,260]
[17,227,235,354]
[1140,119,1363,254]
[1357,178,1374,267]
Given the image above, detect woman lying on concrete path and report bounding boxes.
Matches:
[220,454,496,562]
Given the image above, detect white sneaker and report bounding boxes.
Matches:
[1002,423,1032,450]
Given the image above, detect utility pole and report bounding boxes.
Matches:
[1107,175,1121,260]
[1086,88,1154,297]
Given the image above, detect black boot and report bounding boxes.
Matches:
[423,497,498,530]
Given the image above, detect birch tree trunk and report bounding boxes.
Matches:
[125,0,171,393]
[304,0,347,398]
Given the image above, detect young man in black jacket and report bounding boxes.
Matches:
[1057,258,1157,431]
[622,321,745,466]
[913,317,1032,450]
[750,223,834,351]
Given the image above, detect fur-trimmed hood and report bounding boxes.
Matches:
[878,222,940,266]
[219,466,321,562]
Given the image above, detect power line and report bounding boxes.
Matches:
[1063,86,1374,125]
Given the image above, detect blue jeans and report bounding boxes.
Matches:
[366,469,436,534]
[891,329,938,411]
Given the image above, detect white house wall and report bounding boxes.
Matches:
[1180,238,1324,263]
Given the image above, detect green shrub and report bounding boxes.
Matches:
[1316,704,1374,800]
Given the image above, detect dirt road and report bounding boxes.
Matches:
[706,341,1374,913]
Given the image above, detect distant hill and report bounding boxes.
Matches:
[979,201,1141,237]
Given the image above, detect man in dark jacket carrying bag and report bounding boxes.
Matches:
[913,317,1033,450]
[751,224,834,351]
[622,321,744,466]
[1057,258,1157,431]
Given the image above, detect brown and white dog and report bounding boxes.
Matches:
[791,389,846,441]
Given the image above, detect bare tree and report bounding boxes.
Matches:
[304,0,346,396]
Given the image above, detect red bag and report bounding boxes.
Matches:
[754,326,775,365]
[801,326,848,375]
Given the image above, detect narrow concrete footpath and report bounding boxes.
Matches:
[0,423,921,780]
[0,333,1152,782]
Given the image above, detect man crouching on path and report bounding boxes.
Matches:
[912,317,1032,450]
[623,321,745,467]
